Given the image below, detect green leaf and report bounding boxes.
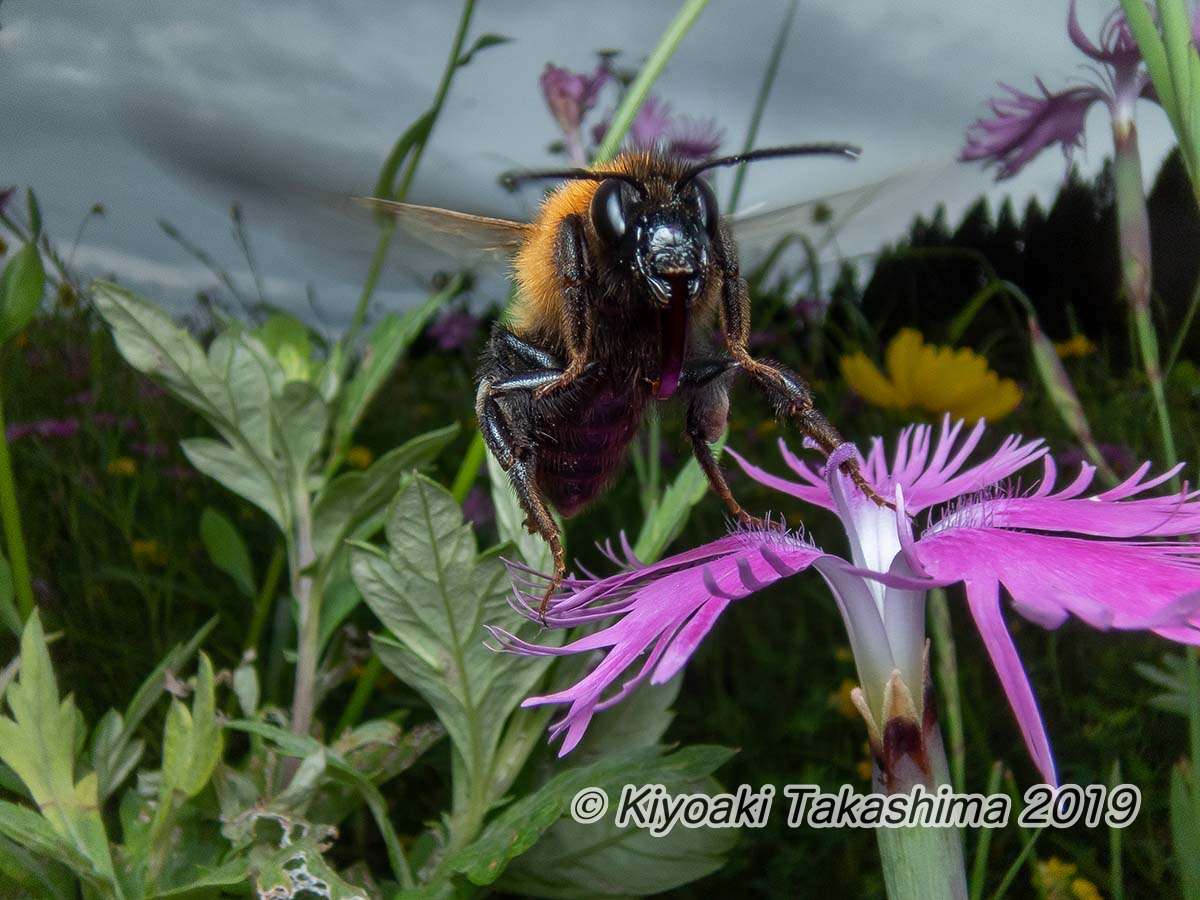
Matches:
[181,437,289,530]
[0,243,45,344]
[254,838,369,899]
[199,507,256,598]
[0,558,20,637]
[333,278,461,449]
[456,33,511,66]
[634,431,726,563]
[312,423,459,561]
[0,830,74,900]
[373,108,437,199]
[89,709,143,807]
[147,856,251,898]
[161,653,222,800]
[272,380,328,479]
[26,189,41,239]
[224,719,410,887]
[317,576,361,656]
[351,475,554,806]
[0,614,119,890]
[1173,764,1200,899]
[257,311,314,378]
[232,658,260,718]
[0,801,93,891]
[450,744,736,887]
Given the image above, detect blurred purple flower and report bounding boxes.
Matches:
[462,485,495,529]
[131,441,169,460]
[961,1,1169,179]
[90,412,138,432]
[427,309,480,352]
[0,188,14,216]
[492,417,1200,785]
[794,294,831,326]
[593,96,722,162]
[541,60,610,164]
[164,464,197,482]
[748,330,781,350]
[7,418,81,441]
[67,390,96,406]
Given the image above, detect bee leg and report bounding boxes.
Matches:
[475,378,566,622]
[492,327,564,370]
[532,213,594,400]
[712,227,890,509]
[680,357,773,529]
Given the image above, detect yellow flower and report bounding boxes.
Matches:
[1054,334,1097,359]
[107,457,138,477]
[833,645,854,663]
[856,759,873,781]
[1033,857,1102,900]
[840,328,1022,422]
[346,446,374,470]
[131,539,168,567]
[829,677,859,719]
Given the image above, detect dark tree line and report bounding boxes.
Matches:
[856,148,1200,368]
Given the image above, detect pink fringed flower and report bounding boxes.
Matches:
[960,1,1175,178]
[490,417,1200,786]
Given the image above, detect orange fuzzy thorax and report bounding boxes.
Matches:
[509,152,663,339]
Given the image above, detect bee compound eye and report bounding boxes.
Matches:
[694,177,719,237]
[590,178,627,247]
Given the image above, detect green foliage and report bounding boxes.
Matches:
[0,242,45,344]
[199,507,255,598]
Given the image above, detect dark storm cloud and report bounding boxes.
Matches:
[1,0,1178,324]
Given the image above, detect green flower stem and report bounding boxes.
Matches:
[593,0,713,164]
[726,0,797,214]
[0,382,34,620]
[1113,121,1178,481]
[339,0,477,369]
[450,434,486,504]
[245,542,285,653]
[875,727,969,900]
[289,481,321,737]
[929,589,965,793]
[333,656,382,739]
[447,0,712,498]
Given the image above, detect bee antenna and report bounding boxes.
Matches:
[500,168,647,196]
[674,142,861,189]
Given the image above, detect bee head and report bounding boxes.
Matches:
[589,174,717,310]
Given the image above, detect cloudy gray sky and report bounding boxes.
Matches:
[0,0,1181,327]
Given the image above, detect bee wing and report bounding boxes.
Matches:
[353,197,530,267]
[727,162,964,260]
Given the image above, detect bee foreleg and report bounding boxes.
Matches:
[710,232,889,509]
[533,213,594,400]
[683,359,778,531]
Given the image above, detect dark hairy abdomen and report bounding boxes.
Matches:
[536,375,648,517]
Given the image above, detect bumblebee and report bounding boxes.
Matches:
[365,144,889,613]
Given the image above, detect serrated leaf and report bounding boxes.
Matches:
[199,507,256,598]
[161,653,222,800]
[449,744,735,886]
[456,33,511,66]
[351,475,554,802]
[181,437,289,530]
[312,423,459,562]
[147,855,251,898]
[0,614,118,890]
[89,709,144,804]
[273,749,327,811]
[333,278,460,448]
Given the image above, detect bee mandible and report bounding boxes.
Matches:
[364,143,891,616]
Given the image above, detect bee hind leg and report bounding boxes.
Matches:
[475,375,566,624]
